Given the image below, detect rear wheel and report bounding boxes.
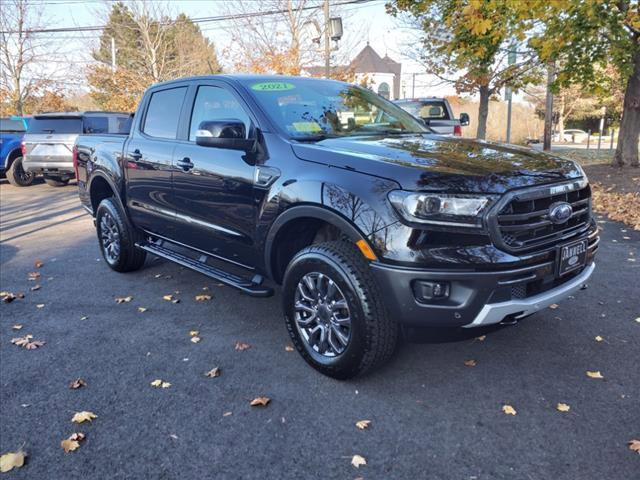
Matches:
[6,156,35,187]
[43,175,70,187]
[96,197,146,272]
[282,240,398,379]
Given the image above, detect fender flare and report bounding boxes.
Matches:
[4,147,22,168]
[87,171,127,215]
[263,204,369,280]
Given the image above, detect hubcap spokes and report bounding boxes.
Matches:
[99,213,120,262]
[294,272,351,357]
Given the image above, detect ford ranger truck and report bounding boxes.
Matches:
[75,75,598,379]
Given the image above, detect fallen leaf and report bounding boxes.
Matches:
[476,335,486,341]
[586,371,604,379]
[12,325,22,330]
[205,367,221,378]
[190,336,201,344]
[195,294,212,301]
[36,304,45,309]
[172,299,180,304]
[549,304,559,310]
[70,379,87,390]
[502,405,517,415]
[1,292,17,303]
[464,359,477,367]
[635,317,640,324]
[34,260,44,268]
[154,274,163,278]
[161,382,171,388]
[163,294,173,301]
[250,396,271,407]
[80,316,88,321]
[0,449,26,473]
[285,345,294,352]
[556,403,571,412]
[351,454,367,468]
[629,439,640,455]
[71,411,97,423]
[150,379,162,387]
[115,296,133,304]
[11,334,45,350]
[28,272,40,281]
[355,420,371,430]
[61,432,85,453]
[30,284,41,291]
[223,411,232,417]
[189,330,199,336]
[235,341,251,351]
[595,335,604,342]
[137,307,148,313]
[169,434,179,440]
[25,341,44,350]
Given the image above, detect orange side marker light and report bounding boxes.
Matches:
[356,239,378,261]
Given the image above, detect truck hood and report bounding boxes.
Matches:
[290,134,584,193]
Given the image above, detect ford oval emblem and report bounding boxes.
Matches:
[549,202,573,224]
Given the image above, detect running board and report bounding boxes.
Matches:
[135,241,274,298]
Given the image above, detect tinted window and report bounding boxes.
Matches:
[143,87,187,139]
[83,116,109,134]
[189,86,251,141]
[27,117,82,134]
[0,118,26,132]
[397,101,450,120]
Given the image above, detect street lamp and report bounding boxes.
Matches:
[303,0,342,78]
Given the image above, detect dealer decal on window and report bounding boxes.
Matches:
[251,82,296,91]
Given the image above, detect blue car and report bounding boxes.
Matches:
[1,116,34,187]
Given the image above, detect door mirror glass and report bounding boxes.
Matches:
[195,119,254,151]
[459,112,470,126]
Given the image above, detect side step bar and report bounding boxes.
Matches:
[136,241,274,298]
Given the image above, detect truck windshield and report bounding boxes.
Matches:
[28,117,82,134]
[396,101,451,120]
[0,118,26,132]
[246,79,428,140]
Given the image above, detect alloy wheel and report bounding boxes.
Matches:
[99,212,120,263]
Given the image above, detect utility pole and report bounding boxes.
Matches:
[543,62,555,151]
[412,73,416,98]
[505,43,516,144]
[597,106,606,151]
[323,0,330,78]
[111,36,116,73]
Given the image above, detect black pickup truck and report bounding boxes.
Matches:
[75,75,598,378]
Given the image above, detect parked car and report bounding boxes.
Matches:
[394,97,469,136]
[75,75,598,378]
[22,111,131,187]
[1,116,34,187]
[553,129,589,143]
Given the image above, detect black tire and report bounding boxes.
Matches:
[6,156,35,187]
[282,240,398,379]
[95,197,146,272]
[43,175,70,187]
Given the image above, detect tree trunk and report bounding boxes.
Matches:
[612,47,640,167]
[476,84,489,139]
[557,95,565,142]
[543,62,555,151]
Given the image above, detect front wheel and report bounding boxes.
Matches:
[6,156,35,187]
[43,175,70,187]
[282,241,398,379]
[95,197,146,272]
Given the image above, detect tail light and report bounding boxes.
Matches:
[72,145,79,180]
[20,141,26,156]
[453,125,462,136]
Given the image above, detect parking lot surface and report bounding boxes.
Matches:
[1,179,638,479]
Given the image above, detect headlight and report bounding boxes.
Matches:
[388,191,495,228]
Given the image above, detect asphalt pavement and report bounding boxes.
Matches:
[1,179,638,479]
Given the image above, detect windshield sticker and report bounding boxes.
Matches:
[291,122,323,133]
[251,82,296,92]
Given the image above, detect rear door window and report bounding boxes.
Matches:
[143,87,187,139]
[27,117,82,134]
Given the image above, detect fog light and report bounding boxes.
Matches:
[413,281,450,302]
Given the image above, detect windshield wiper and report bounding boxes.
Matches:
[513,170,565,178]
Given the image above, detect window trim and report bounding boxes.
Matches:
[140,85,189,141]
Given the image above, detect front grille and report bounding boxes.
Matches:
[494,183,591,252]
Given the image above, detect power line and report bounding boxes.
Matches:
[0,0,376,34]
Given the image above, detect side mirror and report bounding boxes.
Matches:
[459,112,470,126]
[195,119,254,151]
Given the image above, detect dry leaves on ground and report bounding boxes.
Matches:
[285,345,294,352]
[12,325,22,330]
[355,420,371,430]
[250,396,271,407]
[11,334,45,350]
[586,371,604,379]
[115,296,133,304]
[476,335,486,341]
[30,284,40,291]
[205,367,221,378]
[1,291,24,303]
[629,439,640,455]
[70,379,87,390]
[71,411,97,423]
[34,259,44,268]
[195,294,212,301]
[28,272,40,281]
[556,403,571,412]
[502,405,517,415]
[235,341,251,351]
[0,449,26,473]
[138,307,148,313]
[163,294,180,303]
[61,433,85,453]
[549,304,559,310]
[464,359,477,367]
[351,455,367,468]
[595,335,604,342]
[150,379,171,388]
[591,183,640,231]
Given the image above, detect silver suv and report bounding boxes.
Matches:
[23,112,131,187]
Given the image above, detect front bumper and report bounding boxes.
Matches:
[370,234,598,328]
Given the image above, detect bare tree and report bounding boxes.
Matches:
[0,0,51,115]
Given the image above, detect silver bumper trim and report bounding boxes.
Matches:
[463,262,595,328]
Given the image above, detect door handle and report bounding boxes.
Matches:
[130,149,142,160]
[176,157,194,171]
